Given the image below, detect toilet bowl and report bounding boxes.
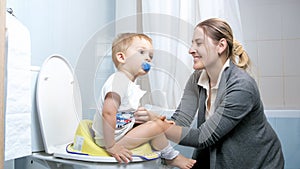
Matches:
[34,55,160,168]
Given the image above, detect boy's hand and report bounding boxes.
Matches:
[134,107,160,123]
[106,144,133,163]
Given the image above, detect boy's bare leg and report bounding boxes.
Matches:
[117,120,167,149]
[117,120,196,169]
[151,134,196,169]
[165,154,196,169]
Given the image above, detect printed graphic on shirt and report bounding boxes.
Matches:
[116,111,134,129]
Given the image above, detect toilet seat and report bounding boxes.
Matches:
[36,55,159,163]
[36,55,80,155]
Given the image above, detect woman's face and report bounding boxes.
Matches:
[189,27,219,70]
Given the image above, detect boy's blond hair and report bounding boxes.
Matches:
[111,33,152,68]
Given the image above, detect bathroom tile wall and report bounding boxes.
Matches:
[239,0,300,109]
[239,0,300,168]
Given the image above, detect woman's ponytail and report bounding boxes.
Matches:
[231,40,251,70]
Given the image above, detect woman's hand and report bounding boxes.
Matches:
[164,119,175,125]
[134,107,160,123]
[106,143,133,163]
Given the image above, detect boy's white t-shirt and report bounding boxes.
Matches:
[92,71,146,147]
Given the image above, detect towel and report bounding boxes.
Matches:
[5,13,32,161]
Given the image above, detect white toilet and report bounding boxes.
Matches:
[33,55,161,169]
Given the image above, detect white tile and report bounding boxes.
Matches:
[244,41,258,65]
[281,0,300,39]
[238,0,257,5]
[244,41,259,80]
[255,0,281,4]
[257,41,283,77]
[282,39,300,76]
[259,77,284,109]
[239,0,258,41]
[76,69,97,113]
[284,76,300,109]
[256,2,282,40]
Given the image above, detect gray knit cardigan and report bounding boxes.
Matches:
[171,61,284,169]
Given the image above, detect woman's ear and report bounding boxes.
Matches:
[217,38,228,55]
[116,52,126,63]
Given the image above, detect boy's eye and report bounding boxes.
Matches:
[149,55,153,59]
[139,50,144,54]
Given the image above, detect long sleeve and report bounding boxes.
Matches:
[171,70,201,127]
[174,63,260,149]
[180,80,257,149]
[172,62,284,169]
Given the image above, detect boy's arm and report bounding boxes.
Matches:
[102,92,132,163]
[102,92,120,149]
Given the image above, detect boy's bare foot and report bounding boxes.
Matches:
[165,154,196,169]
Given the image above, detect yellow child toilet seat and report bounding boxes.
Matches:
[66,120,160,161]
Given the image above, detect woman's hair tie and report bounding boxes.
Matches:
[233,40,244,56]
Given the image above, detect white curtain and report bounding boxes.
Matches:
[141,0,197,109]
[197,0,243,42]
[139,0,243,109]
[115,0,243,109]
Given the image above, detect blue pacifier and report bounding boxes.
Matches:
[141,62,151,72]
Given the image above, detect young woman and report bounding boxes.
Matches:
[135,18,284,169]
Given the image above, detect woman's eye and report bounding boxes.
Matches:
[139,50,144,54]
[195,40,203,46]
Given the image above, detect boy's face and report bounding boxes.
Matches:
[122,37,153,77]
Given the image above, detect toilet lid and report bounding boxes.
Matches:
[36,55,82,154]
